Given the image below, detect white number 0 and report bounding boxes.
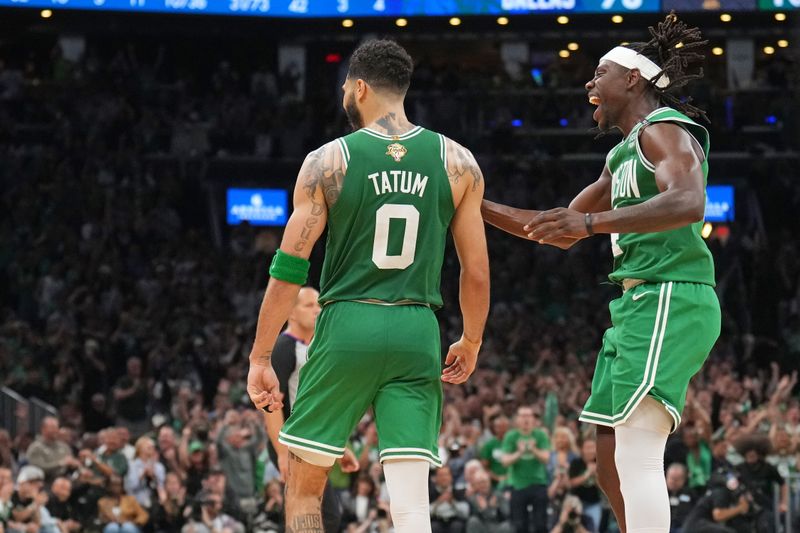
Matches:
[372,204,419,270]
[611,233,623,257]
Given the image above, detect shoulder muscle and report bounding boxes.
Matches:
[300,140,347,209]
[444,137,484,208]
[639,122,702,167]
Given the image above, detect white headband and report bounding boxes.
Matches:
[600,46,670,89]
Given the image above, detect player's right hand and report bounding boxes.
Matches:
[441,335,481,384]
[339,448,360,474]
[247,364,283,413]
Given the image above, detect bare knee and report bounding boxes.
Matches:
[286,451,331,500]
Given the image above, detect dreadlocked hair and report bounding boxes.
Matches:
[625,11,709,122]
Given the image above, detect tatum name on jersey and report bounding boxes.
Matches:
[318,126,455,309]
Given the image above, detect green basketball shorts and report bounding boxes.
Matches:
[279,301,443,466]
[579,281,720,432]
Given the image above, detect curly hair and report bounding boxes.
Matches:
[347,39,414,95]
[734,435,772,457]
[625,11,709,121]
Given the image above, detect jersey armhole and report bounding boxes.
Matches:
[328,138,351,215]
[336,137,351,171]
[438,133,448,173]
[635,121,706,173]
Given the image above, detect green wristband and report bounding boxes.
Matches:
[269,250,310,285]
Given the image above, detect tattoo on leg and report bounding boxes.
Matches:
[287,514,323,533]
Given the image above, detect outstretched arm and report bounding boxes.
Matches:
[247,141,343,410]
[481,165,610,244]
[481,199,581,250]
[524,166,610,249]
[481,200,541,239]
[526,124,705,243]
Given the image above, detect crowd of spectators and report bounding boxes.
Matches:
[0,29,799,533]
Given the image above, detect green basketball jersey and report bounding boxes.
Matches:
[318,126,455,309]
[607,107,715,286]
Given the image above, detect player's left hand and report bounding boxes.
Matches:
[441,336,481,384]
[247,364,283,414]
[524,207,590,244]
[338,448,360,473]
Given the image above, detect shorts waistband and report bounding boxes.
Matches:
[324,299,430,308]
[622,278,646,292]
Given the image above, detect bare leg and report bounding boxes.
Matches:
[285,451,332,533]
[596,425,626,533]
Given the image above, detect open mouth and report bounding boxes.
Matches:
[589,95,602,123]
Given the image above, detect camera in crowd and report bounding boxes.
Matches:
[713,470,763,519]
[188,491,222,521]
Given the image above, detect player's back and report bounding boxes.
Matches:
[319,126,454,309]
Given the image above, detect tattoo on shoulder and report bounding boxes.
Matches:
[293,143,345,253]
[448,141,484,192]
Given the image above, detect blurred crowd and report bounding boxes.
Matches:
[1,32,799,533]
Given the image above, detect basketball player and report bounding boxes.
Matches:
[263,286,358,532]
[247,40,490,533]
[482,14,720,533]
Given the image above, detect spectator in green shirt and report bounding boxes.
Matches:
[684,426,712,492]
[501,406,550,533]
[94,428,129,479]
[480,415,510,488]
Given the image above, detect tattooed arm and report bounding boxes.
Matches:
[247,141,343,410]
[441,139,490,386]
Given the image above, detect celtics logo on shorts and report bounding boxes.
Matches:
[386,142,407,162]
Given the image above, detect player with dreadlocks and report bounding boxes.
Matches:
[482,13,721,533]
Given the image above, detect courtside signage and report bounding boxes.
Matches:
[705,185,734,223]
[227,188,287,226]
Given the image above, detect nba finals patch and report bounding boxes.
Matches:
[386,142,407,162]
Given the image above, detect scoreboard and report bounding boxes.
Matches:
[664,0,756,9]
[0,0,660,16]
[0,0,793,16]
[758,0,799,9]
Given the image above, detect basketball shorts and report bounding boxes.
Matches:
[279,301,443,466]
[579,281,720,432]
